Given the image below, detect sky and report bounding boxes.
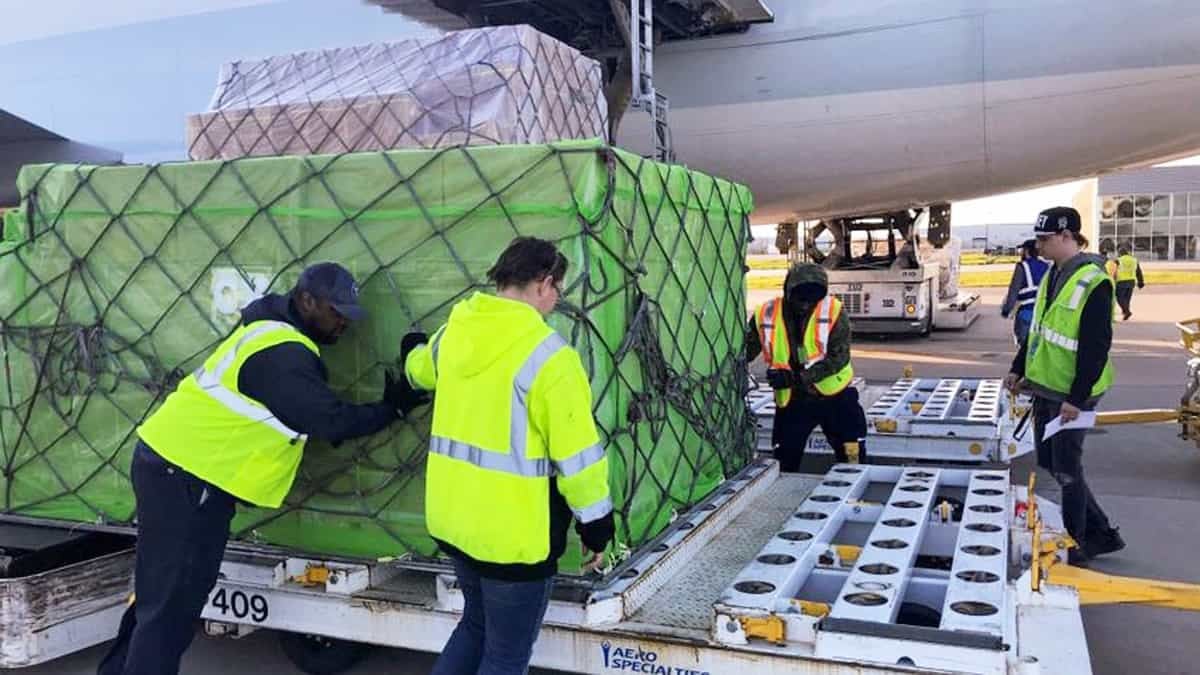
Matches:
[0,1,286,46]
[5,1,1200,225]
[0,0,433,163]
[951,154,1200,227]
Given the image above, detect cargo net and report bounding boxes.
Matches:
[0,139,754,569]
[186,24,609,161]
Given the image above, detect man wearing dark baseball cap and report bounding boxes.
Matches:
[1004,206,1123,566]
[101,261,427,675]
[297,261,367,321]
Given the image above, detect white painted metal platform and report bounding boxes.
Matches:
[750,378,1034,463]
[179,461,1086,674]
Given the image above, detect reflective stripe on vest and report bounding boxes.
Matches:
[805,296,836,367]
[1066,268,1101,310]
[429,325,447,379]
[1017,261,1038,307]
[427,332,607,487]
[574,494,615,522]
[757,298,792,409]
[192,320,306,442]
[1036,325,1079,352]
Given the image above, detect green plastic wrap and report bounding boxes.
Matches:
[0,139,754,569]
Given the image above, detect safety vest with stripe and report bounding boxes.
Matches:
[405,292,612,565]
[1116,254,1138,282]
[1016,258,1048,312]
[755,296,855,408]
[1025,264,1115,402]
[137,321,320,507]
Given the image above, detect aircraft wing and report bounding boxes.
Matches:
[1,110,122,206]
[364,0,774,42]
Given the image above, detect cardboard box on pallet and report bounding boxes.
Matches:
[185,25,609,160]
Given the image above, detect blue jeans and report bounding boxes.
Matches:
[1013,312,1032,347]
[431,557,554,675]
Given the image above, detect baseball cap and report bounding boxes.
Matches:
[1034,207,1081,237]
[296,262,365,321]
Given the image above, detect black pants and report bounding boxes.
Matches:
[98,442,236,675]
[772,386,868,471]
[1032,398,1114,552]
[1114,281,1135,317]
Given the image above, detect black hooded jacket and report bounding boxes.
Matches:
[233,293,398,443]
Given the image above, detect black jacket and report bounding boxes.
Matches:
[1011,256,1113,409]
[235,293,398,443]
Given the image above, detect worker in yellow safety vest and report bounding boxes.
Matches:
[1104,253,1118,281]
[403,237,614,675]
[747,262,867,471]
[1112,244,1144,321]
[1004,207,1124,566]
[97,263,428,675]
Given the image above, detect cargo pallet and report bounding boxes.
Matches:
[750,378,1033,463]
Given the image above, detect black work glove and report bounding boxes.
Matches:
[383,369,429,416]
[400,331,429,364]
[576,511,615,553]
[1138,282,1145,289]
[765,368,794,391]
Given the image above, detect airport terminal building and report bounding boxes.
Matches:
[1080,166,1200,261]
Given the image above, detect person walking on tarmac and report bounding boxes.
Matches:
[1004,207,1124,566]
[1104,251,1119,281]
[1001,239,1049,346]
[1112,244,1145,321]
[747,262,867,470]
[97,263,428,675]
[403,237,614,675]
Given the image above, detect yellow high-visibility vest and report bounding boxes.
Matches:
[1026,265,1115,401]
[138,321,319,507]
[1116,254,1138,282]
[755,296,854,407]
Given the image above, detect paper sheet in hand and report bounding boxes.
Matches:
[1041,411,1097,441]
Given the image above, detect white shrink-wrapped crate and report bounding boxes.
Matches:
[186,24,608,160]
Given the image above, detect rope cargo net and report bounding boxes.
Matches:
[186,24,609,161]
[0,139,755,570]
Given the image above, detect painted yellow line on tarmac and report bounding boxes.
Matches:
[853,348,983,366]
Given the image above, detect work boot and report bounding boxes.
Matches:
[1086,527,1126,558]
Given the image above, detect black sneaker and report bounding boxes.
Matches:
[1067,548,1090,567]
[1087,528,1126,558]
